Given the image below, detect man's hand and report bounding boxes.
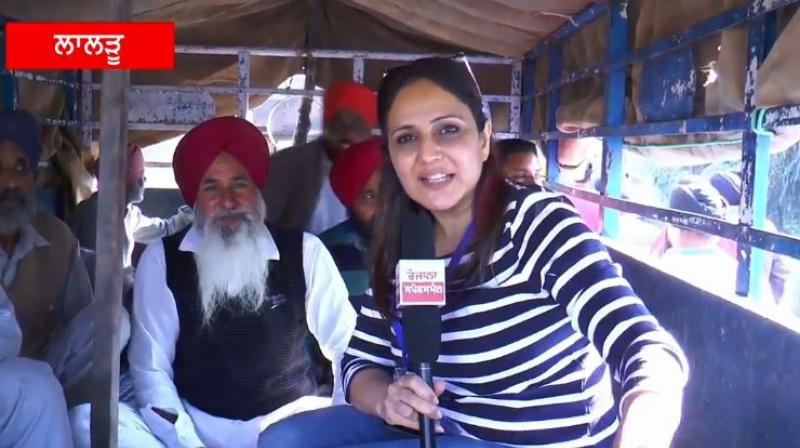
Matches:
[613,391,682,448]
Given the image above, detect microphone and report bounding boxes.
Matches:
[397,207,445,448]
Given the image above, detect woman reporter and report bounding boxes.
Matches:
[259,56,688,448]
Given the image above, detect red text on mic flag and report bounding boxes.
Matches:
[397,260,446,307]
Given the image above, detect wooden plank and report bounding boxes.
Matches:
[128,90,215,124]
[90,0,130,446]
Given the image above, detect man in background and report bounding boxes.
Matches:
[497,138,543,189]
[0,284,74,447]
[264,81,377,234]
[69,143,192,269]
[660,178,772,301]
[320,137,381,304]
[710,170,796,304]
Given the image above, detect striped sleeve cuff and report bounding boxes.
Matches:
[619,341,689,413]
[342,356,393,404]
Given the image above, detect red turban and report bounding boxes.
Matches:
[323,82,377,129]
[173,117,269,207]
[329,137,382,209]
[126,144,145,185]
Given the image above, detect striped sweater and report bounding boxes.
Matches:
[342,188,688,448]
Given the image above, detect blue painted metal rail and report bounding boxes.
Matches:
[761,104,800,129]
[526,3,609,60]
[537,113,747,140]
[600,1,627,238]
[529,5,750,99]
[530,105,800,141]
[526,0,800,301]
[546,182,800,261]
[1,16,18,111]
[527,0,799,101]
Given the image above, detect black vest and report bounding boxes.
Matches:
[163,225,317,421]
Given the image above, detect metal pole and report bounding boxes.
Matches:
[0,19,18,111]
[293,69,314,146]
[600,1,628,238]
[0,72,15,111]
[520,58,535,139]
[90,0,130,445]
[352,56,365,83]
[174,45,517,64]
[81,70,93,150]
[526,3,609,60]
[545,46,562,182]
[508,61,522,136]
[89,83,518,104]
[736,7,777,300]
[545,180,800,260]
[64,71,78,123]
[294,0,321,146]
[237,51,250,118]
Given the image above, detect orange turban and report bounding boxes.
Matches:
[173,117,269,207]
[323,82,377,128]
[329,137,382,209]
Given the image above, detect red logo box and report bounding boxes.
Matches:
[397,260,447,307]
[5,22,175,70]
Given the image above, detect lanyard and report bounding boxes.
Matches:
[392,221,476,368]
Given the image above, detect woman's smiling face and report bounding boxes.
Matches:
[385,79,491,213]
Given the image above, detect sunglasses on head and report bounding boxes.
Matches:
[382,52,483,94]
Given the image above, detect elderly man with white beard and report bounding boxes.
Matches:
[70,116,356,448]
[0,110,117,448]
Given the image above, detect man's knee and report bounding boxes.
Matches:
[259,407,338,447]
[0,358,72,448]
[258,416,309,447]
[70,403,164,448]
[119,306,131,349]
[68,404,92,448]
[258,405,382,448]
[0,357,65,409]
[0,357,71,447]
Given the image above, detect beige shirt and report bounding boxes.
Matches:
[0,214,93,359]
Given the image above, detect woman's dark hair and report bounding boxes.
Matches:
[371,56,508,317]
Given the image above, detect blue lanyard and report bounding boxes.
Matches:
[392,221,476,368]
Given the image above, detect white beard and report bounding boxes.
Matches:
[194,206,270,326]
